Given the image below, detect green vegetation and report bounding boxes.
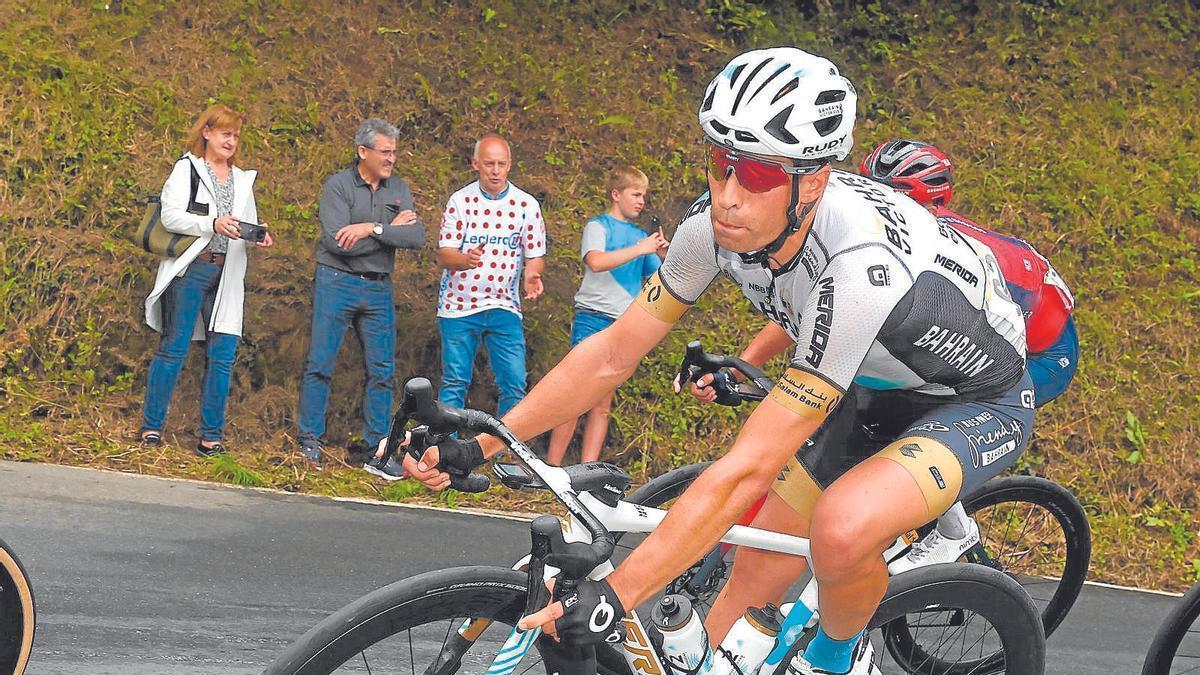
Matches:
[0,1,1196,589]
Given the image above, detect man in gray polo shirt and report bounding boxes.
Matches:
[297,119,423,473]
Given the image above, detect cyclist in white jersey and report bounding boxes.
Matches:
[404,47,1036,675]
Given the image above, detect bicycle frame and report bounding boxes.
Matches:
[453,427,814,675]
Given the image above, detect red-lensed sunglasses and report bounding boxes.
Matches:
[706,143,826,193]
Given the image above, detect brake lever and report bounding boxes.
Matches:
[675,340,744,406]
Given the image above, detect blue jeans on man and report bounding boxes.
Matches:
[438,309,526,416]
[297,264,395,448]
[142,259,239,441]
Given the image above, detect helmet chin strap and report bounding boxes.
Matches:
[737,175,814,267]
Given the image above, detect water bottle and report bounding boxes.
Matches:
[708,603,780,675]
[651,594,710,675]
[760,581,819,673]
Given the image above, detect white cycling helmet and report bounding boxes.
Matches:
[699,47,857,162]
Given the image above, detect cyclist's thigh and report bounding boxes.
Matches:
[770,386,865,521]
[889,373,1036,517]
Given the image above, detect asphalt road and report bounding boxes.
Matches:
[0,461,1176,674]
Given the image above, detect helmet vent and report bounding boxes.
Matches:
[899,159,937,176]
[813,114,842,136]
[815,89,846,105]
[728,63,747,87]
[709,120,730,136]
[748,63,791,105]
[701,86,717,113]
[764,106,799,145]
[731,58,773,116]
[734,130,759,143]
[771,78,800,105]
[925,175,949,185]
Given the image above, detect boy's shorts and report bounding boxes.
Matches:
[570,308,616,347]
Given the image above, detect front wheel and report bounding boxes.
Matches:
[266,566,630,675]
[0,536,35,675]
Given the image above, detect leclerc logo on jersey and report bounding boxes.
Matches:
[464,232,522,249]
[805,276,835,367]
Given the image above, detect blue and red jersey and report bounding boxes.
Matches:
[933,206,1074,354]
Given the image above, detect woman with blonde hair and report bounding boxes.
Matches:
[138,104,273,455]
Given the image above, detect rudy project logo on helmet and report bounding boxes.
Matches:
[801,134,848,158]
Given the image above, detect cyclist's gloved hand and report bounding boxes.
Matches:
[519,578,627,645]
[421,436,484,474]
[404,437,485,491]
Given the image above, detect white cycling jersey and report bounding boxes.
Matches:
[658,170,1027,398]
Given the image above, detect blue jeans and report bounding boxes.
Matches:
[570,308,615,347]
[141,259,239,441]
[297,265,396,447]
[438,309,527,416]
[1028,316,1079,406]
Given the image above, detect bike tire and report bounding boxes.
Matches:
[0,536,35,675]
[960,474,1090,637]
[872,562,1045,675]
[266,566,630,675]
[625,461,711,510]
[1141,580,1200,675]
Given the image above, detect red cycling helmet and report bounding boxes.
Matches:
[859,140,954,207]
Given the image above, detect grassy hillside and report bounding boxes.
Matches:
[1,0,1197,589]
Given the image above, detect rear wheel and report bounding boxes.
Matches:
[872,563,1045,674]
[0,536,35,675]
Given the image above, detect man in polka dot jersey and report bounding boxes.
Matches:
[435,134,547,416]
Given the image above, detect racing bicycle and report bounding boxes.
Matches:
[0,536,35,675]
[267,376,1047,674]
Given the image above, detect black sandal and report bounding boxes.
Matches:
[195,441,227,457]
[140,430,162,447]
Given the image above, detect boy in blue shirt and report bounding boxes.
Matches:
[546,165,667,465]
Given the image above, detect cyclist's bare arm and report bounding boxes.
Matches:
[481,300,671,455]
[402,278,685,485]
[521,368,836,633]
[607,369,835,608]
[740,321,793,366]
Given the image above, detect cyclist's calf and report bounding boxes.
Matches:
[807,455,939,636]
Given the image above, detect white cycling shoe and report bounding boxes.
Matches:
[785,635,880,674]
[887,517,981,575]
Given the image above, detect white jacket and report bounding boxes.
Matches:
[144,152,259,338]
